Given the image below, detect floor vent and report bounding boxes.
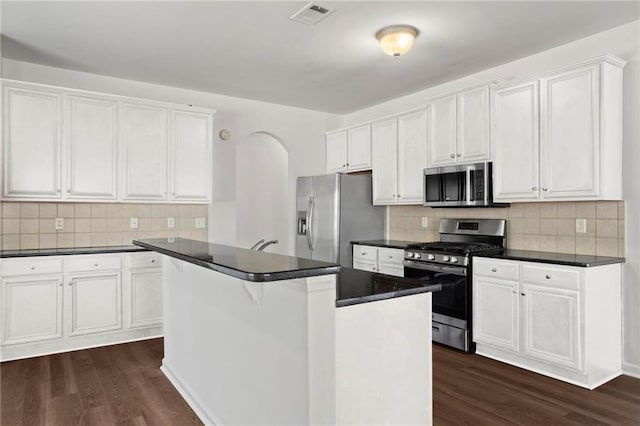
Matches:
[290,2,335,25]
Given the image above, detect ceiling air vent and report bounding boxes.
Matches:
[290,2,335,25]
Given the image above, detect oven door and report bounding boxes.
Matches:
[403,260,468,324]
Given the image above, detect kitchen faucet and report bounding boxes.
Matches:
[257,240,278,251]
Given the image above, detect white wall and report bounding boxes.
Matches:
[1,58,342,253]
[343,20,640,375]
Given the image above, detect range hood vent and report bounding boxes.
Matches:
[290,2,335,25]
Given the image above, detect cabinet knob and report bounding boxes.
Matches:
[30,266,36,270]
[532,186,537,191]
[94,263,99,267]
[512,290,517,294]
[491,267,497,272]
[361,252,367,256]
[59,281,63,287]
[521,292,526,296]
[456,153,461,157]
[545,274,551,279]
[542,187,548,191]
[388,256,393,259]
[346,163,350,166]
[342,164,346,167]
[397,194,401,198]
[450,154,455,158]
[151,259,156,263]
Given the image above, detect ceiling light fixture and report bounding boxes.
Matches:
[375,25,419,58]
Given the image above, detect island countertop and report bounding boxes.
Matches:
[134,238,440,307]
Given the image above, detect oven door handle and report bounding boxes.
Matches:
[403,260,467,276]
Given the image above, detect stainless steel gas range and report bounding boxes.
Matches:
[403,218,506,352]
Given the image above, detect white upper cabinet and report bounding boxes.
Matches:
[371,118,398,204]
[493,81,540,201]
[397,109,428,204]
[3,84,62,199]
[427,84,493,168]
[326,130,348,173]
[121,102,169,201]
[372,109,427,205]
[66,94,118,200]
[170,109,212,202]
[457,85,491,163]
[427,95,456,167]
[326,125,371,173]
[1,80,214,203]
[493,56,624,202]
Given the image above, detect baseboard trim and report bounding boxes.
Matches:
[161,360,223,426]
[622,361,640,378]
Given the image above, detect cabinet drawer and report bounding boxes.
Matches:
[473,258,519,280]
[353,245,377,261]
[1,258,63,277]
[377,248,404,266]
[522,264,580,290]
[68,256,121,273]
[353,259,377,272]
[129,253,162,269]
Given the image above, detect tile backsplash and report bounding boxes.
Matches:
[0,202,209,250]
[388,201,625,257]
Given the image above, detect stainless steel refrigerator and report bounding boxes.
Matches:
[295,173,385,267]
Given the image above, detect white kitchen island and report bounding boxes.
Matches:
[134,238,439,425]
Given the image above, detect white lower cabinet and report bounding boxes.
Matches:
[1,276,64,345]
[0,252,163,361]
[473,257,621,389]
[352,244,404,277]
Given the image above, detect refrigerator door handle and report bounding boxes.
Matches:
[307,196,314,251]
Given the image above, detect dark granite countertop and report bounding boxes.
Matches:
[134,238,341,282]
[477,250,625,267]
[134,238,441,306]
[351,240,422,249]
[336,268,441,307]
[0,245,148,258]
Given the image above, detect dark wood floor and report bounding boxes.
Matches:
[1,339,639,425]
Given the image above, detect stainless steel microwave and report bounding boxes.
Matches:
[423,162,509,208]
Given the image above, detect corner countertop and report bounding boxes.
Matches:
[477,249,625,267]
[134,238,341,282]
[351,240,422,250]
[134,238,441,306]
[0,245,148,258]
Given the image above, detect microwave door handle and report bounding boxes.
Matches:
[439,175,445,201]
[465,168,471,203]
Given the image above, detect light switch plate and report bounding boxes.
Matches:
[130,217,139,229]
[576,218,587,233]
[421,217,429,228]
[167,217,175,228]
[195,218,206,229]
[55,217,64,230]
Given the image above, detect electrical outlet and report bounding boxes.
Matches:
[167,217,175,228]
[55,218,64,230]
[130,217,139,229]
[195,218,206,229]
[576,218,587,233]
[421,217,429,228]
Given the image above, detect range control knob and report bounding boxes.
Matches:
[413,253,422,260]
[406,252,415,259]
[450,257,458,263]
[442,255,450,262]
[427,254,435,261]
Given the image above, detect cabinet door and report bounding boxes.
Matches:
[457,85,491,163]
[540,64,600,199]
[371,118,398,204]
[129,270,163,328]
[427,95,457,167]
[397,109,427,204]
[66,94,118,199]
[492,81,540,201]
[122,102,168,200]
[353,258,378,273]
[347,125,371,171]
[170,110,212,202]
[3,86,62,198]
[326,131,348,173]
[68,273,122,337]
[522,284,582,371]
[473,276,519,352]
[2,277,63,345]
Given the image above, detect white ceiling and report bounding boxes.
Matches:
[1,1,638,114]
